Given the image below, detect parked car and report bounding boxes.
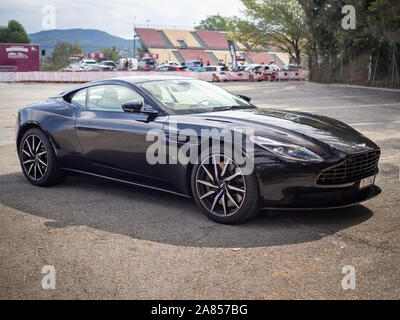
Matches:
[79,59,97,69]
[99,60,117,70]
[243,64,264,80]
[83,65,112,71]
[158,61,180,68]
[282,65,302,71]
[138,58,157,71]
[16,76,381,224]
[156,65,187,71]
[197,66,228,81]
[197,66,228,72]
[182,60,202,71]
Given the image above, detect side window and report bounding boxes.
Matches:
[87,85,144,112]
[70,89,87,108]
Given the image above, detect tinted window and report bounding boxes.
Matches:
[87,85,144,112]
[71,89,87,107]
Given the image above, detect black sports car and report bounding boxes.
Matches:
[16,76,381,224]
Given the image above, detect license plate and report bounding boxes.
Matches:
[359,176,375,189]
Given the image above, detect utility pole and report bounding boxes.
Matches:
[133,16,136,59]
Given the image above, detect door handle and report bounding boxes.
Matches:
[81,121,93,126]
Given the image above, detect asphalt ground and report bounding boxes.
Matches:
[0,81,399,299]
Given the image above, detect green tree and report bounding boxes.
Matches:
[70,41,83,55]
[0,20,30,43]
[195,14,231,31]
[230,0,307,64]
[43,41,83,71]
[101,46,121,62]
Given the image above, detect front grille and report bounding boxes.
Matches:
[317,150,380,185]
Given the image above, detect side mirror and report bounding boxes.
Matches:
[238,94,251,103]
[121,100,159,116]
[122,100,143,113]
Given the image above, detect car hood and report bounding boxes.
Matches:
[175,108,379,159]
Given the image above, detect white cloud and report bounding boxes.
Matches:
[0,0,244,39]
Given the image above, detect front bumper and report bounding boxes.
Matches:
[254,152,381,210]
[260,184,381,210]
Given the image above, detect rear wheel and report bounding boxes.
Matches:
[191,153,259,224]
[19,128,66,186]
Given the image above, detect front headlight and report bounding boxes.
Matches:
[250,135,323,162]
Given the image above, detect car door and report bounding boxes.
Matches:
[75,84,167,178]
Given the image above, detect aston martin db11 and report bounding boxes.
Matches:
[16,76,381,224]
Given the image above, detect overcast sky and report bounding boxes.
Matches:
[0,0,244,39]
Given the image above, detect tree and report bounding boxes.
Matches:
[43,41,83,71]
[101,46,121,62]
[230,0,307,64]
[298,0,400,84]
[0,20,30,43]
[195,14,231,31]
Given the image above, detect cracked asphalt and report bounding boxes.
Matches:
[0,81,399,299]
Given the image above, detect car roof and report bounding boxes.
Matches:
[113,75,192,83]
[55,76,197,97]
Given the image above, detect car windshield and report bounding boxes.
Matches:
[137,79,253,114]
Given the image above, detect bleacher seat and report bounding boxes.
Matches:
[245,52,276,65]
[195,31,228,49]
[162,30,201,48]
[178,50,214,64]
[136,28,167,47]
[136,27,290,68]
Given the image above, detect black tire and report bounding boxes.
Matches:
[191,151,259,224]
[18,128,66,187]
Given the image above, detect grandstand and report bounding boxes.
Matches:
[135,27,289,67]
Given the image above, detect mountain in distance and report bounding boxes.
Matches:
[29,28,141,57]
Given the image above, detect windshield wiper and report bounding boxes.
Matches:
[212,105,254,112]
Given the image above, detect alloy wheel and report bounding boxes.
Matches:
[21,134,48,180]
[195,154,246,217]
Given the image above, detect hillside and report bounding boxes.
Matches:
[28,29,141,56]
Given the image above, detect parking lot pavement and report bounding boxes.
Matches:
[0,81,399,299]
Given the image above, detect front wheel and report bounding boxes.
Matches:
[18,128,66,186]
[191,153,259,224]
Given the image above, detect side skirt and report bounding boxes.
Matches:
[61,168,192,199]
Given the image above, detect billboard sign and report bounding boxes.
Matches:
[87,52,107,59]
[0,44,40,71]
[142,52,158,59]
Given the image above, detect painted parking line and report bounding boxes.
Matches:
[265,95,378,101]
[258,103,400,110]
[349,120,400,126]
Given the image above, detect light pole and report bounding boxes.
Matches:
[133,16,136,59]
[133,35,139,59]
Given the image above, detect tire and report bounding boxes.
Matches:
[191,152,259,224]
[18,128,66,187]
